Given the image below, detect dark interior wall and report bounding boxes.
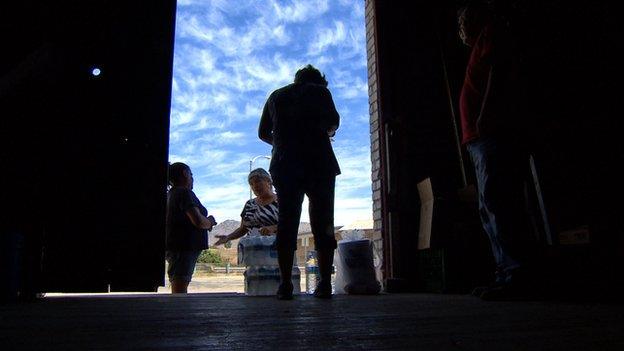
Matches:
[0,1,176,294]
[516,1,623,290]
[374,0,623,293]
[524,2,621,237]
[374,1,492,292]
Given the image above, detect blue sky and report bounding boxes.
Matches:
[169,0,371,226]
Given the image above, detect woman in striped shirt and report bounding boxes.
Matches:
[214,168,278,245]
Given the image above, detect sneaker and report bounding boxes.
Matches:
[276,282,293,300]
[313,280,332,299]
[479,283,529,301]
[471,285,491,297]
[471,279,506,297]
[479,274,541,301]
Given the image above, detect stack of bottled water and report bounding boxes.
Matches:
[238,229,300,296]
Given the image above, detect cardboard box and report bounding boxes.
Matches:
[558,225,591,245]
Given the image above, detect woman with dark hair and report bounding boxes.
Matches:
[213,168,278,246]
[165,162,216,294]
[259,64,340,300]
[294,64,328,87]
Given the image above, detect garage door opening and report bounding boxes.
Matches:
[3,0,622,305]
[32,0,372,299]
[163,0,373,294]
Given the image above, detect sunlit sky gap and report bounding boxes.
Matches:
[169,0,371,226]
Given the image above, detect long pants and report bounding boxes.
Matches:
[271,175,337,252]
[467,136,532,283]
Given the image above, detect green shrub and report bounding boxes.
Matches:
[197,249,224,265]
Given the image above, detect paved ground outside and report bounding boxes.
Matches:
[159,273,246,294]
[156,265,311,294]
[158,272,307,294]
[46,268,311,296]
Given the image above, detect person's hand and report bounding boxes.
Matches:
[214,235,229,246]
[207,215,217,231]
[328,125,337,137]
[259,227,273,236]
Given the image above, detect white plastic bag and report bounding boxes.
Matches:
[334,250,346,294]
[341,229,365,242]
[334,230,381,295]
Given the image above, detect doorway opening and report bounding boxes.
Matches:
[164,0,372,294]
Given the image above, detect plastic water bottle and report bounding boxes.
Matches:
[305,251,338,294]
[305,251,319,294]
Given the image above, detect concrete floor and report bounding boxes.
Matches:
[1,293,623,350]
[44,272,306,295]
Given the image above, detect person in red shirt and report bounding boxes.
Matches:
[459,3,536,300]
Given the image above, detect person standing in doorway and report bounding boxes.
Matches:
[213,168,279,246]
[259,64,341,300]
[458,3,537,300]
[165,162,216,294]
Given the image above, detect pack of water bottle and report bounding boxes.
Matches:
[244,266,301,296]
[305,250,337,294]
[237,233,279,266]
[239,230,300,296]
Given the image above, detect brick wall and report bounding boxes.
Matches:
[365,0,384,280]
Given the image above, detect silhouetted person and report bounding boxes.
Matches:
[458,3,536,300]
[165,162,216,294]
[259,64,340,299]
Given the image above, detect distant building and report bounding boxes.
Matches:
[210,220,314,266]
[295,219,376,265]
[296,225,341,265]
[210,219,377,267]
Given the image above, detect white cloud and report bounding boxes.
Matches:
[334,199,373,226]
[169,148,230,169]
[334,143,372,194]
[338,76,368,100]
[195,182,250,221]
[219,131,246,143]
[298,195,372,227]
[350,1,365,20]
[236,54,302,89]
[308,21,347,55]
[176,15,216,42]
[333,142,374,225]
[169,0,371,224]
[270,0,330,23]
[244,102,263,119]
[177,12,292,57]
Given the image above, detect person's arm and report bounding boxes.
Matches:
[476,66,494,133]
[258,96,273,145]
[214,222,249,246]
[476,25,506,134]
[185,207,214,230]
[322,88,340,137]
